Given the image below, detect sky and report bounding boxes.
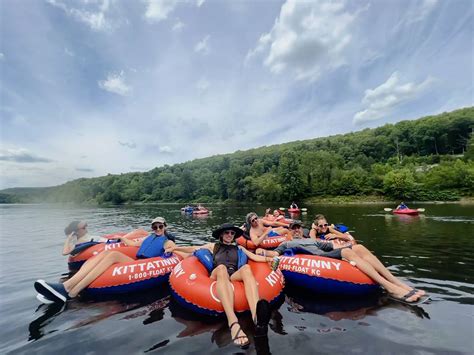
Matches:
[1,0,473,189]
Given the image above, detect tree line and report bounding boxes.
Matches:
[1,107,473,204]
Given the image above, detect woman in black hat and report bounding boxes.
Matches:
[167,223,274,349]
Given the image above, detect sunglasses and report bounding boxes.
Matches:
[292,226,302,230]
[318,223,329,228]
[152,224,165,230]
[251,218,258,223]
[223,230,236,236]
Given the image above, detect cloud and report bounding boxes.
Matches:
[0,53,4,60]
[119,141,137,149]
[197,0,205,7]
[144,0,178,23]
[64,47,75,57]
[353,72,435,124]
[76,167,94,172]
[172,19,185,32]
[158,145,173,154]
[0,148,53,163]
[46,0,113,31]
[194,35,210,55]
[246,0,357,82]
[195,78,210,93]
[98,71,132,96]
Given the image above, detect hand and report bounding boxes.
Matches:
[68,232,76,239]
[255,248,265,256]
[165,246,175,253]
[311,223,317,230]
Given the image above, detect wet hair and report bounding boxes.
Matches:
[314,214,326,223]
[64,221,81,235]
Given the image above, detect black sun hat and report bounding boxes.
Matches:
[212,223,244,239]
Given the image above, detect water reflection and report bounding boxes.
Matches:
[284,289,431,322]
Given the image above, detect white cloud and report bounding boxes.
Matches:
[194,35,210,55]
[144,0,178,23]
[353,72,435,124]
[64,47,75,57]
[197,0,205,7]
[47,0,113,31]
[408,0,438,24]
[246,0,357,82]
[195,78,210,93]
[0,53,4,60]
[98,71,132,96]
[172,19,185,32]
[158,145,173,154]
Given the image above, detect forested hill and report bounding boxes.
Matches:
[1,107,473,204]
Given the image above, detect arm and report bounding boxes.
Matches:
[309,223,318,240]
[250,226,271,246]
[62,232,77,255]
[167,243,214,253]
[326,226,353,241]
[119,235,143,247]
[239,247,274,263]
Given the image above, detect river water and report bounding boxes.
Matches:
[1,203,473,354]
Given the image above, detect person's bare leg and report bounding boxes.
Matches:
[341,249,420,302]
[231,264,259,321]
[211,265,248,346]
[63,251,110,291]
[68,251,134,297]
[351,245,425,296]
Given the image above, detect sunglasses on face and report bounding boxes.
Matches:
[318,223,329,228]
[223,230,236,236]
[251,218,258,223]
[152,224,165,230]
[292,226,302,230]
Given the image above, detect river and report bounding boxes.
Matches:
[0,203,473,354]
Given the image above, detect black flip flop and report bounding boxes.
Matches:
[229,322,250,349]
[388,289,430,306]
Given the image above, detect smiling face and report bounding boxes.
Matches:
[152,223,166,235]
[221,229,236,244]
[315,218,329,233]
[291,225,303,238]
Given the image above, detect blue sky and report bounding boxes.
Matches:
[1,0,472,189]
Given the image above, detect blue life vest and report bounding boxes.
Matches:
[318,224,349,239]
[268,230,280,237]
[194,246,248,274]
[136,234,167,259]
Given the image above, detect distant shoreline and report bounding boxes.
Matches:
[1,197,473,206]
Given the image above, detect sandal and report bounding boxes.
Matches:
[229,322,250,349]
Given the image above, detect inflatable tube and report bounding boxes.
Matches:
[279,254,379,296]
[393,209,419,215]
[193,209,209,215]
[236,233,292,250]
[84,254,182,297]
[169,257,285,316]
[68,229,149,272]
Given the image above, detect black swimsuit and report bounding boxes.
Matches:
[213,243,238,276]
